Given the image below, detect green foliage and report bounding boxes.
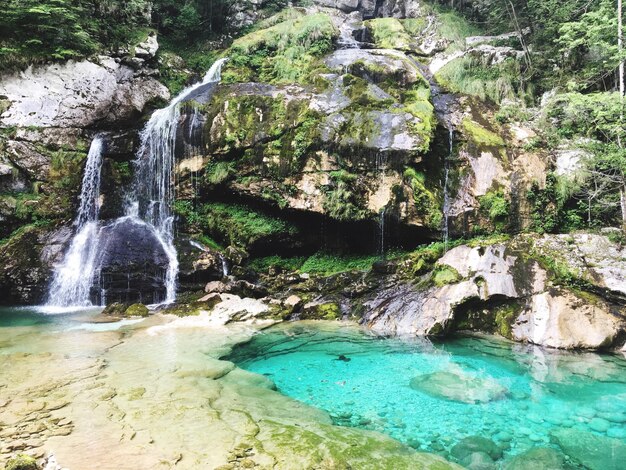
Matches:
[299,252,379,276]
[205,161,235,185]
[5,453,38,470]
[557,0,624,90]
[223,12,337,85]
[478,189,510,230]
[323,171,369,222]
[526,172,585,233]
[0,0,151,69]
[404,168,442,229]
[436,56,532,104]
[201,202,298,248]
[364,18,413,50]
[248,255,307,273]
[544,92,626,144]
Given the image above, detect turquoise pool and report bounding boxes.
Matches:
[226,322,626,467]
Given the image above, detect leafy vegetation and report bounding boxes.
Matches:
[222,12,336,85]
[174,200,299,249]
[479,189,510,231]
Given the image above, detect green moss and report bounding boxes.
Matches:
[462,118,505,147]
[364,18,413,50]
[478,189,510,231]
[300,252,378,276]
[201,202,298,249]
[302,302,341,320]
[5,454,38,470]
[432,265,462,287]
[124,303,149,317]
[404,168,442,229]
[494,303,520,339]
[205,161,235,185]
[322,170,369,222]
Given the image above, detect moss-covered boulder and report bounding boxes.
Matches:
[124,303,150,317]
[4,454,39,470]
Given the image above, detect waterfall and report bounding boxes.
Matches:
[443,128,453,252]
[376,152,388,258]
[46,137,104,308]
[45,58,228,309]
[126,58,229,303]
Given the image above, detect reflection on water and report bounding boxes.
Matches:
[226,323,626,462]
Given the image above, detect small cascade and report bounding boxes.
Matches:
[123,58,229,304]
[189,240,230,279]
[338,21,360,49]
[379,207,386,258]
[443,128,453,252]
[376,152,388,258]
[46,137,104,308]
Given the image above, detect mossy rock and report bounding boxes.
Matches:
[364,18,414,51]
[461,118,505,147]
[5,454,39,470]
[301,302,341,320]
[433,265,462,287]
[124,303,150,317]
[102,302,128,316]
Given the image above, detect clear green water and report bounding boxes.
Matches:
[0,306,139,332]
[226,322,626,463]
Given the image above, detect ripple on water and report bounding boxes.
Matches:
[225,322,626,467]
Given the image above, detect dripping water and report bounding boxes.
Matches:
[376,152,388,258]
[443,128,453,252]
[46,137,104,308]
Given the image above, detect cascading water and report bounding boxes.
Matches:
[46,59,228,308]
[376,152,388,258]
[46,137,104,308]
[124,58,229,303]
[443,128,453,252]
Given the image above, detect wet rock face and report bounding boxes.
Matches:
[91,218,170,305]
[0,225,71,305]
[361,234,626,350]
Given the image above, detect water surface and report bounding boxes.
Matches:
[227,322,626,462]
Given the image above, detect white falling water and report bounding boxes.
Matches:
[46,137,104,308]
[443,128,453,252]
[128,58,229,303]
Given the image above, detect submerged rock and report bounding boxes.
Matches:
[409,366,508,404]
[551,428,626,470]
[502,447,565,470]
[450,436,503,461]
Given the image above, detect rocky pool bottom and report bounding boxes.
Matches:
[0,308,624,470]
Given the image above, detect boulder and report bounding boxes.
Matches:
[124,303,150,317]
[362,235,626,350]
[284,295,303,312]
[502,448,565,470]
[450,436,503,461]
[551,428,626,470]
[90,218,170,305]
[512,289,623,349]
[410,366,508,404]
[0,57,168,128]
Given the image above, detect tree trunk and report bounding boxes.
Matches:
[619,184,626,232]
[619,0,624,96]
